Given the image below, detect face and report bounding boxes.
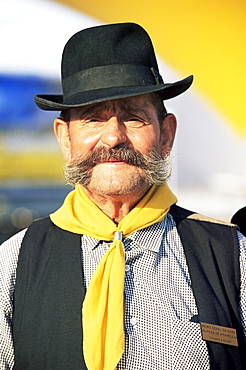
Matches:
[54,94,176,198]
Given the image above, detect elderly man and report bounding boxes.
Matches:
[0,22,246,370]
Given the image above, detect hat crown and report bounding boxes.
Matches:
[34,22,193,111]
[61,23,159,79]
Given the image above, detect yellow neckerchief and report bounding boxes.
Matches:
[50,183,177,370]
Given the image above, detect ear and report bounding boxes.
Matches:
[53,118,72,163]
[160,114,177,157]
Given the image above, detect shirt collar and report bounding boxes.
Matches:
[125,216,167,253]
[82,215,167,254]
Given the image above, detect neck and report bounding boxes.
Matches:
[81,184,151,223]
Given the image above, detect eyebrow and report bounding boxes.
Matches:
[123,101,156,121]
[70,100,153,122]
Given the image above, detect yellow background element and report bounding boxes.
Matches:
[54,0,246,136]
[0,152,64,180]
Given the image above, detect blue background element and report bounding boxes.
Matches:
[0,74,61,129]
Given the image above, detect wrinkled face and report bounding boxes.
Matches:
[54,94,176,197]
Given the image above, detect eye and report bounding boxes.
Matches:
[124,118,146,128]
[80,117,105,127]
[88,118,100,122]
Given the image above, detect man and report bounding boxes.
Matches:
[0,22,246,370]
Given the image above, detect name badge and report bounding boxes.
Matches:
[200,322,238,347]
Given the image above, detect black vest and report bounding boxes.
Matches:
[13,205,246,369]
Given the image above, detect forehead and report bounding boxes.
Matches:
[69,94,156,120]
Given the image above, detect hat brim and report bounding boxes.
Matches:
[34,75,193,111]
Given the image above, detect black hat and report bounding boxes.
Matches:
[34,22,193,111]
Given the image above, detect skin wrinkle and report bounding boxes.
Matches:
[54,93,176,221]
[72,100,155,126]
[59,92,167,125]
[63,95,171,187]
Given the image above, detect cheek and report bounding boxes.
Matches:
[130,129,161,152]
[69,129,101,157]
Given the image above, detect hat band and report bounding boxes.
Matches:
[62,64,164,98]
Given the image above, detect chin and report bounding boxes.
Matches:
[88,174,150,196]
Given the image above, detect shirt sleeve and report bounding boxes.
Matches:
[0,230,26,369]
[238,231,246,337]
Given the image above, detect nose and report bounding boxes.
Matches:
[100,117,127,148]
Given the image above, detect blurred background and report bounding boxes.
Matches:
[0,0,246,243]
